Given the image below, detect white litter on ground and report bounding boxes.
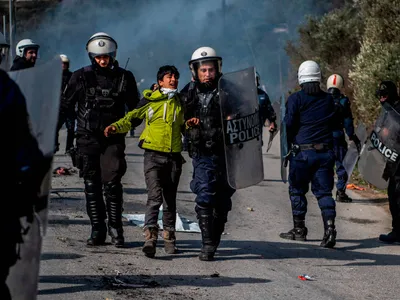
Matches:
[123,208,200,233]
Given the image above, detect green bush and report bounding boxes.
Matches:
[286,0,400,126]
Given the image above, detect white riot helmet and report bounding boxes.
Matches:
[298,60,321,85]
[60,54,69,63]
[86,32,117,62]
[327,74,344,90]
[16,39,40,57]
[189,46,222,79]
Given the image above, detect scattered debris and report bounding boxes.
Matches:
[247,207,254,212]
[210,272,220,278]
[52,167,77,176]
[298,274,314,281]
[123,212,200,233]
[346,183,366,191]
[111,277,160,289]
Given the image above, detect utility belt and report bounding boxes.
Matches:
[293,143,332,152]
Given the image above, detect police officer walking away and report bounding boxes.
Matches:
[326,74,361,202]
[56,54,75,154]
[59,32,139,247]
[376,81,400,243]
[10,39,39,71]
[182,47,235,261]
[280,60,337,248]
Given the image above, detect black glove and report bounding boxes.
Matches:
[350,134,361,153]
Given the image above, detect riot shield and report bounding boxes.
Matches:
[342,123,368,184]
[280,94,288,183]
[358,103,400,189]
[219,66,263,189]
[6,57,62,300]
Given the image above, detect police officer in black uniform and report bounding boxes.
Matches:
[56,54,75,153]
[0,33,50,299]
[10,39,39,71]
[377,81,400,244]
[182,46,235,261]
[256,72,277,131]
[59,32,139,247]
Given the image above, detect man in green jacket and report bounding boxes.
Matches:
[104,65,185,257]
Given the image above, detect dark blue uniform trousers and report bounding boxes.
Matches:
[190,155,235,218]
[289,149,336,219]
[333,137,348,192]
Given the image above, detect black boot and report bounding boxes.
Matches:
[196,206,216,261]
[279,216,308,241]
[104,181,125,248]
[213,211,228,249]
[85,180,107,246]
[379,231,400,243]
[336,190,352,203]
[320,218,337,248]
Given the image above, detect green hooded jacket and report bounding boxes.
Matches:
[111,89,184,153]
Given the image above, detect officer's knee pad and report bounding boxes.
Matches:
[195,205,213,217]
[84,179,102,194]
[104,181,123,199]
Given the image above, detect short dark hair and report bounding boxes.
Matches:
[157,65,180,82]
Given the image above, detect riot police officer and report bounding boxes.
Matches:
[280,60,337,248]
[256,71,277,131]
[56,54,75,154]
[327,74,361,202]
[376,81,400,243]
[0,33,52,299]
[59,32,139,247]
[182,46,235,261]
[10,39,39,71]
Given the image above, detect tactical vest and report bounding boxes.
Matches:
[80,66,125,131]
[191,88,223,154]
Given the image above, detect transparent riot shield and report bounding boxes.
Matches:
[280,94,288,183]
[358,103,400,189]
[219,66,263,189]
[342,123,368,184]
[7,57,62,300]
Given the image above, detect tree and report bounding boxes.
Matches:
[285,1,363,98]
[349,0,400,125]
